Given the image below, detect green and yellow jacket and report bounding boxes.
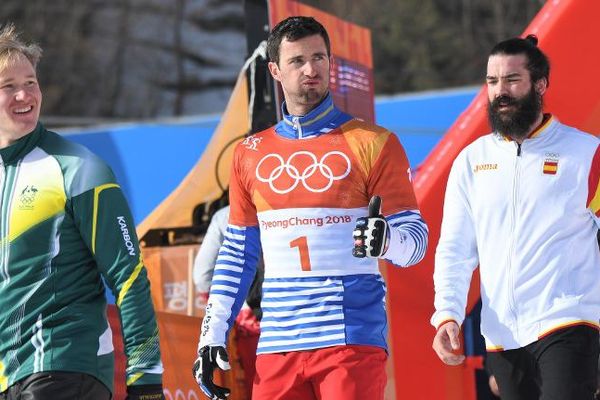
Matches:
[0,124,162,393]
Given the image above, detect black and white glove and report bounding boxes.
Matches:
[192,345,231,400]
[352,195,389,258]
[125,384,165,400]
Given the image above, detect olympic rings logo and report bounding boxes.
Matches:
[163,389,200,400]
[255,150,351,194]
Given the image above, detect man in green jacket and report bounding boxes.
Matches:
[0,23,164,399]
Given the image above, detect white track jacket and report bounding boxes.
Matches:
[432,116,600,351]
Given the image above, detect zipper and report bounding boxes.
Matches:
[292,116,303,138]
[0,157,7,285]
[506,142,521,334]
[0,158,18,287]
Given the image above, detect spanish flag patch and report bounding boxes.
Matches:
[543,159,558,175]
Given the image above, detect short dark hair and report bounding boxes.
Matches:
[489,34,550,87]
[267,16,331,65]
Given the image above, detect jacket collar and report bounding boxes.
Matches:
[496,113,555,142]
[0,123,44,165]
[526,113,554,139]
[275,92,352,139]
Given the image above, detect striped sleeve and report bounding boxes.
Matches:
[364,132,428,267]
[199,225,260,348]
[587,144,600,226]
[383,210,429,267]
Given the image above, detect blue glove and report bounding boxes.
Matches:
[352,195,389,258]
[192,345,231,400]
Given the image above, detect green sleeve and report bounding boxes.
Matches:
[72,185,163,386]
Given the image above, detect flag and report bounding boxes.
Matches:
[543,160,558,175]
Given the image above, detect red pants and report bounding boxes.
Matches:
[252,345,387,400]
[234,308,260,399]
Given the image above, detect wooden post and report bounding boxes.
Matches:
[187,247,196,316]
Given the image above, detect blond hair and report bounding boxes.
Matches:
[0,23,42,71]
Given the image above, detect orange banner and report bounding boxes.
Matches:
[109,306,248,400]
[144,245,207,317]
[269,0,372,68]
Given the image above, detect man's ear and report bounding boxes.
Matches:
[268,61,281,82]
[535,77,548,96]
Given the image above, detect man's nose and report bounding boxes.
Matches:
[14,88,27,101]
[494,81,509,97]
[303,61,317,77]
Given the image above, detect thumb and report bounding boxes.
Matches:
[215,348,231,370]
[448,326,461,350]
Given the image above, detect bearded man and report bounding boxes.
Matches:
[431,35,600,400]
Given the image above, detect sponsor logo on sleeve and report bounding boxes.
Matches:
[117,216,136,256]
[242,135,262,151]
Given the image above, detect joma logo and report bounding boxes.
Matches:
[473,163,498,173]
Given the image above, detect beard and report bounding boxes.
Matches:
[297,85,327,107]
[487,85,543,141]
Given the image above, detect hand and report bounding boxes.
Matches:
[352,195,389,258]
[192,345,231,400]
[125,384,164,400]
[432,321,465,365]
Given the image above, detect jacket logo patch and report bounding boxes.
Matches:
[18,185,38,210]
[473,163,498,173]
[543,153,559,175]
[242,135,262,151]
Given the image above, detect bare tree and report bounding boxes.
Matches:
[174,0,187,115]
[3,0,245,120]
[2,0,545,120]
[303,0,545,93]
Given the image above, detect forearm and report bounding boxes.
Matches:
[431,221,478,328]
[72,187,163,384]
[383,210,428,267]
[199,224,260,347]
[431,262,474,328]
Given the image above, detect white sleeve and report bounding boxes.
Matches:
[431,154,479,328]
[383,210,428,267]
[193,207,229,292]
